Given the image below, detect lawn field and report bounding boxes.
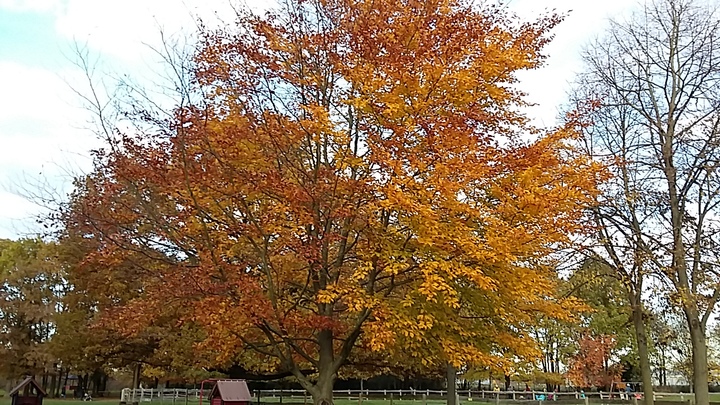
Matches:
[0,400,453,405]
[0,401,119,405]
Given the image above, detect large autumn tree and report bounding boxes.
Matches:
[61,0,604,403]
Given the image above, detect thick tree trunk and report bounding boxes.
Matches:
[309,375,334,405]
[630,293,654,405]
[447,364,457,405]
[309,329,336,405]
[688,311,709,405]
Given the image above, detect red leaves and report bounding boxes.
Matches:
[567,334,623,389]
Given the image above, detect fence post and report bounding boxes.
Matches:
[422,393,427,405]
[391,393,394,405]
[584,396,589,405]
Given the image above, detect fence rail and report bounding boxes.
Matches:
[120,388,698,405]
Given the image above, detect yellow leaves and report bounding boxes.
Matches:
[416,314,435,330]
[364,317,396,352]
[316,288,338,304]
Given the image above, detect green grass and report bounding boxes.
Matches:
[0,400,118,405]
[257,396,469,405]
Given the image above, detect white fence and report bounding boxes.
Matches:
[119,388,699,405]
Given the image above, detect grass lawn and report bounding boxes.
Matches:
[256,396,461,405]
[0,401,119,405]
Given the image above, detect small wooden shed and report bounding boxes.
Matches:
[209,380,252,405]
[9,377,47,405]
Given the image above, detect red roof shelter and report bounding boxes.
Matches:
[9,377,47,405]
[209,380,252,405]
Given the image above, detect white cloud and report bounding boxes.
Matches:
[507,0,636,126]
[53,0,269,64]
[0,62,97,237]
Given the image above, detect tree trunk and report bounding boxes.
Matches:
[663,125,709,405]
[101,373,108,394]
[49,370,57,398]
[132,364,142,389]
[62,369,69,397]
[688,311,709,405]
[309,376,334,405]
[447,364,457,405]
[630,292,654,405]
[308,329,336,405]
[92,369,102,395]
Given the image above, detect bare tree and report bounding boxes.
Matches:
[574,1,720,404]
[570,79,658,405]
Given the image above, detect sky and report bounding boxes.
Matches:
[0,0,637,240]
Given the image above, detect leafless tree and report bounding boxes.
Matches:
[574,1,720,404]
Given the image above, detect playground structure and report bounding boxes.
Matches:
[9,377,47,405]
[208,380,252,405]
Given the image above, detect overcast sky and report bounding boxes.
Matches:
[0,0,637,239]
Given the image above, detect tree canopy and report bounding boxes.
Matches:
[59,0,605,401]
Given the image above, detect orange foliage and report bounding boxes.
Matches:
[567,334,623,389]
[62,0,605,401]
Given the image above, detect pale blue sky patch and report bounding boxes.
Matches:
[0,10,62,65]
